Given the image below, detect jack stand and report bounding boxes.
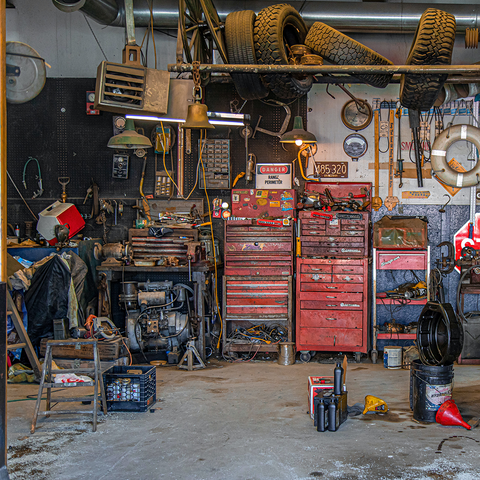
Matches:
[178,340,206,371]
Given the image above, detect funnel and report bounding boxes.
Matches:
[436,399,471,430]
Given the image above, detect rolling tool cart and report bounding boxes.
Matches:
[296,182,371,363]
[222,189,295,355]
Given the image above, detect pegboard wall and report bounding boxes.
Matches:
[7,80,306,246]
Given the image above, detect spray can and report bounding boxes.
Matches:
[316,402,326,432]
[14,224,20,237]
[328,402,337,432]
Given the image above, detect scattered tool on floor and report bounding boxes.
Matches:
[363,395,388,415]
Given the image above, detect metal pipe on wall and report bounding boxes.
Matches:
[52,0,480,33]
[168,63,480,76]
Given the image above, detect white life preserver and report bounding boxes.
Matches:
[431,124,480,188]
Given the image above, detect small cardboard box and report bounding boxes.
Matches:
[308,376,334,420]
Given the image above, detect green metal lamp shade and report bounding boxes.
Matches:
[280,116,317,145]
[107,118,153,149]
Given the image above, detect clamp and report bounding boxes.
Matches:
[253,101,291,139]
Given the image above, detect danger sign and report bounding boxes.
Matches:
[453,213,480,272]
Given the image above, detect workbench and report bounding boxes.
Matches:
[96,264,217,361]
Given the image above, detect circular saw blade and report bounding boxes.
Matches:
[6,41,46,104]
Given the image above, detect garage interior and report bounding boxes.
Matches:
[2,0,480,479]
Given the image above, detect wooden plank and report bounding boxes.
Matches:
[39,337,127,360]
[368,162,432,179]
[7,293,41,379]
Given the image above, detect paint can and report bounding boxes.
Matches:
[383,346,403,369]
[278,342,296,365]
[410,359,454,423]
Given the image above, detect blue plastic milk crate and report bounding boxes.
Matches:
[103,365,156,412]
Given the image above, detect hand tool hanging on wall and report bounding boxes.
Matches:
[384,109,399,211]
[408,109,424,187]
[372,110,382,211]
[58,177,70,203]
[139,157,151,222]
[252,101,291,139]
[395,105,404,188]
[22,157,43,198]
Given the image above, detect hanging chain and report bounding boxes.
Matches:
[192,61,202,100]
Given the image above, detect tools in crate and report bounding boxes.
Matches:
[300,187,370,212]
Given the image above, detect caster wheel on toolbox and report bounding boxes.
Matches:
[371,350,378,364]
[300,352,312,363]
[355,352,361,363]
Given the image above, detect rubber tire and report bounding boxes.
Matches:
[400,8,456,111]
[304,22,393,89]
[254,4,313,99]
[225,11,269,101]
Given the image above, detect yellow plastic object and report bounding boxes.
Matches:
[232,172,245,187]
[362,395,388,414]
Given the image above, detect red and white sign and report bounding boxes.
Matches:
[453,213,480,272]
[255,163,292,189]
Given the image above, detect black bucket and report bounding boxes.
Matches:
[409,359,454,423]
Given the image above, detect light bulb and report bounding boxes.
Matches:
[295,139,303,146]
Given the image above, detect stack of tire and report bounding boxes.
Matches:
[224,4,456,109]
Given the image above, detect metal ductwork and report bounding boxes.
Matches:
[53,0,480,33]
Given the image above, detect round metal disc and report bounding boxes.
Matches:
[6,42,46,104]
[343,133,368,160]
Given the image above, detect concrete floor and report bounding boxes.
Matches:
[5,357,480,480]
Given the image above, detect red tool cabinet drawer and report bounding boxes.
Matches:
[299,310,363,329]
[300,264,332,274]
[299,292,363,302]
[375,250,428,270]
[301,300,363,310]
[332,273,364,283]
[297,328,363,348]
[299,273,331,283]
[302,246,365,256]
[300,282,363,293]
[332,265,364,274]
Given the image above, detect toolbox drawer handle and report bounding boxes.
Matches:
[310,267,323,271]
[342,269,354,272]
[326,317,336,321]
[326,286,337,289]
[326,304,338,307]
[275,301,287,304]
[326,296,337,299]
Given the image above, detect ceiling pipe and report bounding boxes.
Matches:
[52,0,119,25]
[52,0,480,33]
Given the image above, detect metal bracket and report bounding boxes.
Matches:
[253,102,291,139]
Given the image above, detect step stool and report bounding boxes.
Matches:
[31,339,108,433]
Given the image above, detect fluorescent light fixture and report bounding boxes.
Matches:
[126,112,250,127]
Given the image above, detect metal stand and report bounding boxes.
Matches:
[31,339,107,433]
[178,339,206,371]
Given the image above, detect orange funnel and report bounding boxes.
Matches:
[436,399,472,430]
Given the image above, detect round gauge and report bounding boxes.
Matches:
[87,92,96,102]
[341,99,373,131]
[343,133,368,161]
[134,148,147,158]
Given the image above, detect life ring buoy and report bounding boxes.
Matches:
[431,124,480,188]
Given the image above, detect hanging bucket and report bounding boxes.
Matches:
[409,359,454,423]
[278,342,296,365]
[384,346,402,369]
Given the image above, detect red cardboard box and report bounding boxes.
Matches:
[308,376,334,420]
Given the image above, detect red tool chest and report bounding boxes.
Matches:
[222,191,296,355]
[296,182,371,362]
[299,211,369,257]
[224,219,294,276]
[296,258,369,356]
